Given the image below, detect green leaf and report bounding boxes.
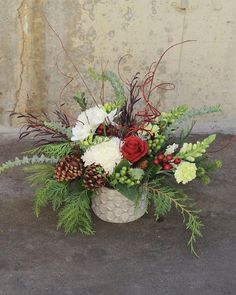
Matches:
[128,168,144,180]
[114,160,131,172]
[73,92,87,111]
[115,183,141,202]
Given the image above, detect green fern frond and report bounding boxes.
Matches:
[23,142,75,158]
[57,191,94,235]
[0,155,59,174]
[177,134,216,161]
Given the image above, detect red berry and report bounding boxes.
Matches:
[166,154,173,161]
[106,129,111,136]
[153,159,160,165]
[174,158,182,165]
[97,129,103,135]
[98,124,104,130]
[157,154,165,161]
[162,163,173,170]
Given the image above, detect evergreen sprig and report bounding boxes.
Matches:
[24,164,55,186]
[57,191,94,235]
[145,181,203,255]
[24,142,75,158]
[33,179,69,216]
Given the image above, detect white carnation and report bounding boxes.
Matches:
[82,137,122,174]
[164,143,179,155]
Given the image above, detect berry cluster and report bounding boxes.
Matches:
[112,166,141,187]
[147,134,166,155]
[153,153,181,170]
[96,124,118,137]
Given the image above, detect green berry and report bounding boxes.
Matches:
[115,173,120,179]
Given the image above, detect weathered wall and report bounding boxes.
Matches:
[0,0,235,132]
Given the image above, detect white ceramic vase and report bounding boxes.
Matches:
[91,187,147,223]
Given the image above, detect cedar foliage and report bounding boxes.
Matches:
[24,164,94,234]
[146,180,203,256]
[57,191,94,235]
[24,142,75,158]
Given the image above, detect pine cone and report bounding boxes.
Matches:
[54,154,83,182]
[83,164,107,191]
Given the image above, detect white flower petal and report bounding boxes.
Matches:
[71,124,91,141]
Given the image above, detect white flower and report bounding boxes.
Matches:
[164,143,179,155]
[71,124,91,141]
[71,106,117,142]
[82,137,122,174]
[77,106,108,130]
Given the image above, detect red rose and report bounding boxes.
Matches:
[121,135,148,163]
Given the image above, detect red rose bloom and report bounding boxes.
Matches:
[121,135,148,163]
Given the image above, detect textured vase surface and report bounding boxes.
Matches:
[91,187,147,223]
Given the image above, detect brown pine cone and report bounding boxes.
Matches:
[54,154,83,182]
[83,164,107,191]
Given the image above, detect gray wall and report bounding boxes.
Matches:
[0,0,235,133]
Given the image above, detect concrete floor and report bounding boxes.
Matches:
[0,133,235,295]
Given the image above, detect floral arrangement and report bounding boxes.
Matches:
[0,44,222,255]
